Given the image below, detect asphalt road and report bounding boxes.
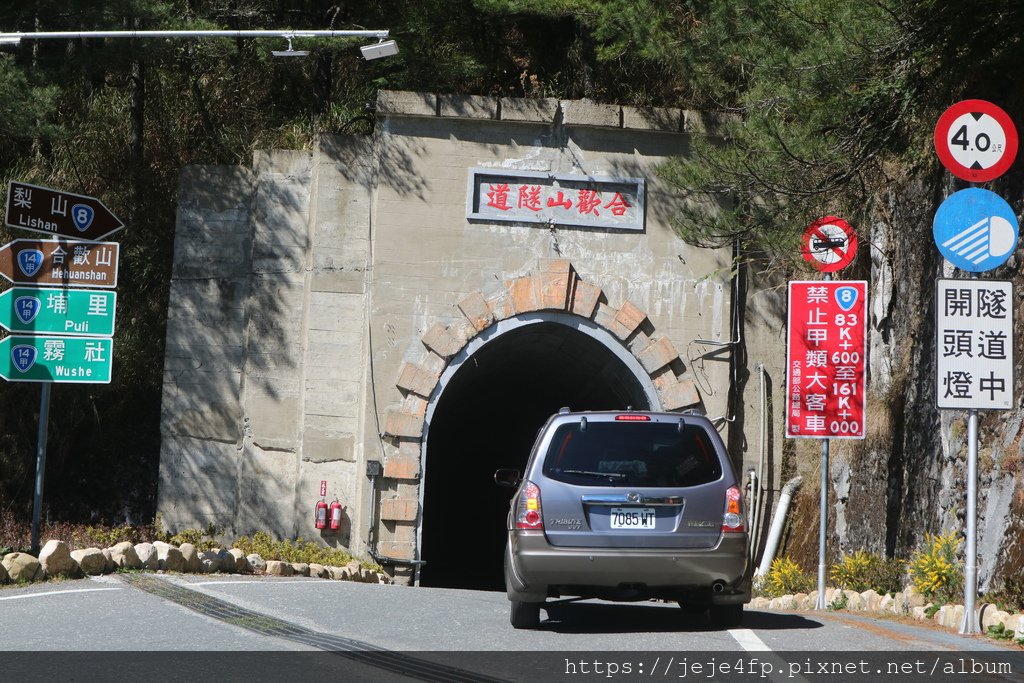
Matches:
[2,574,1021,682]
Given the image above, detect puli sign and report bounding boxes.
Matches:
[785,281,868,439]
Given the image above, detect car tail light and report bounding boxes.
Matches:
[615,414,650,421]
[722,486,745,533]
[516,481,544,530]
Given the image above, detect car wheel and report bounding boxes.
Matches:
[510,600,541,629]
[709,603,743,628]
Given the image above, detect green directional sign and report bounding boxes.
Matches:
[0,335,113,383]
[0,287,116,336]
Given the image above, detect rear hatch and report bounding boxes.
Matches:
[535,415,729,549]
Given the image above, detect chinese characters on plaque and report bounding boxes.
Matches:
[936,279,1013,410]
[466,169,645,231]
[786,281,868,439]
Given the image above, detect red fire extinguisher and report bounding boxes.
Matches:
[314,498,328,530]
[329,499,343,530]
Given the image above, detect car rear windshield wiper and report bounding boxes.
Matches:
[560,469,627,480]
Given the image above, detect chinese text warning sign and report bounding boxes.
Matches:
[936,279,1013,410]
[786,281,868,439]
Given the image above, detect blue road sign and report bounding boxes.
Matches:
[933,188,1019,272]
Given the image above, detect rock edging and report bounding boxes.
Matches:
[750,586,1024,640]
[0,540,390,586]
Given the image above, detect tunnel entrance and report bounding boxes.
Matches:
[418,316,655,591]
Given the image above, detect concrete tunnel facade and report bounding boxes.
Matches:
[156,90,765,587]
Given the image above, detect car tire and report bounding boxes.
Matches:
[510,600,541,629]
[709,603,743,628]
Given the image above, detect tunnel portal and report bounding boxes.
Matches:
[419,318,653,590]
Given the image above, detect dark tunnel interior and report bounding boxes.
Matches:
[419,321,652,591]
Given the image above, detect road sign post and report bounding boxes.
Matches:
[1,287,117,336]
[0,336,113,384]
[5,181,124,241]
[0,239,119,288]
[801,216,857,273]
[786,278,868,608]
[934,100,1018,183]
[932,100,1018,635]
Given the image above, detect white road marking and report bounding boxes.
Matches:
[185,580,317,586]
[728,628,771,651]
[0,587,121,601]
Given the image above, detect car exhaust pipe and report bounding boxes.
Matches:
[712,580,727,593]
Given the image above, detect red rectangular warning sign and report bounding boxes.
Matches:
[785,280,868,439]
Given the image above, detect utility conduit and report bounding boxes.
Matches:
[755,475,803,577]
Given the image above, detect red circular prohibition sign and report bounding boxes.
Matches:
[934,99,1018,182]
[801,216,857,273]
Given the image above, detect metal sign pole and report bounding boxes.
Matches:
[814,270,832,610]
[30,383,51,555]
[960,270,981,634]
[816,436,830,609]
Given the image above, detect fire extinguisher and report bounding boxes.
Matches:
[329,499,343,530]
[314,498,328,530]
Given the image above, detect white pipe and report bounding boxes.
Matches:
[755,475,803,576]
[750,363,768,557]
[0,29,388,41]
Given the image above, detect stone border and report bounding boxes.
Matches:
[751,587,1024,639]
[0,540,390,585]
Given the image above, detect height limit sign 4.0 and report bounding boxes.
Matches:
[786,281,868,439]
[934,99,1018,183]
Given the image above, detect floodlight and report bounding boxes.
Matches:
[272,37,308,58]
[360,39,398,60]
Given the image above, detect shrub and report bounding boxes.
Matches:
[232,531,381,570]
[909,531,963,604]
[831,550,907,595]
[758,557,815,598]
[983,574,1024,613]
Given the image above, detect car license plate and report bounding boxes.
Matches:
[609,507,656,529]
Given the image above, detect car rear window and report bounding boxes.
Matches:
[541,421,723,487]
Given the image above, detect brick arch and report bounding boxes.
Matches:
[374,259,705,560]
[382,258,701,451]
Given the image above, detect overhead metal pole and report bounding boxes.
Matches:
[0,29,388,43]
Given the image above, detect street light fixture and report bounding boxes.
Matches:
[0,29,397,59]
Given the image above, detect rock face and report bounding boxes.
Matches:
[2,552,43,582]
[39,540,77,578]
[109,542,141,569]
[70,548,106,576]
[227,548,248,573]
[265,560,293,577]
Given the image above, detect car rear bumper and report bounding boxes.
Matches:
[506,530,751,604]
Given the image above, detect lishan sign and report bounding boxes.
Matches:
[466,169,645,231]
[785,281,868,439]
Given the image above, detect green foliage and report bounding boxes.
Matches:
[232,531,380,570]
[828,591,848,611]
[163,522,220,551]
[983,575,1024,614]
[986,623,1014,641]
[831,550,907,595]
[758,556,815,598]
[909,531,963,604]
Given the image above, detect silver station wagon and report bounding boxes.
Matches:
[495,409,750,629]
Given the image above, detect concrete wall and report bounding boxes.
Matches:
[157,91,772,577]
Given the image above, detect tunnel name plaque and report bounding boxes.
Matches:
[467,169,645,231]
